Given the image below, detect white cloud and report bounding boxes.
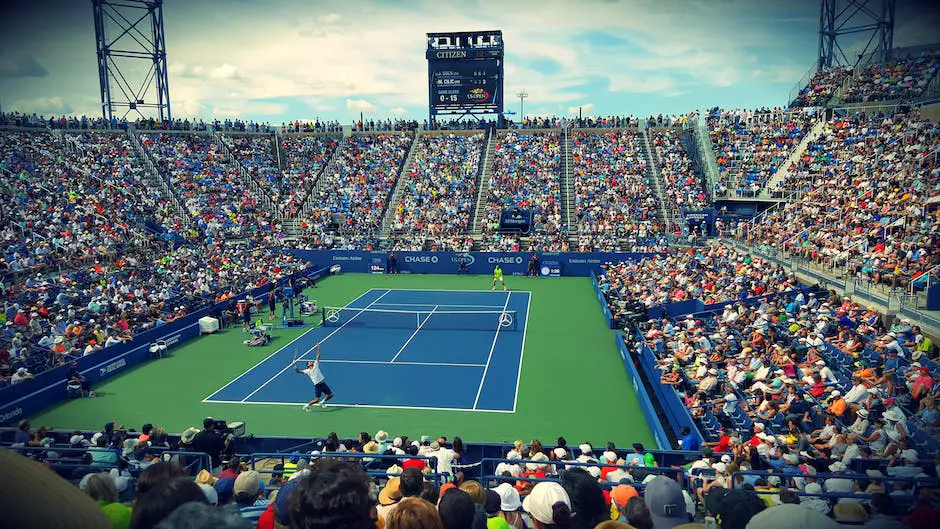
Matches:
[389,106,408,115]
[568,103,594,114]
[10,96,72,115]
[209,63,248,83]
[608,75,675,93]
[346,98,374,111]
[211,100,287,118]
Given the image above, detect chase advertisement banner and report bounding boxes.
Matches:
[290,250,660,277]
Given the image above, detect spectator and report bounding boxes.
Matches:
[232,470,268,523]
[151,501,250,529]
[288,460,375,529]
[521,481,572,528]
[190,418,228,471]
[130,477,208,529]
[385,497,444,529]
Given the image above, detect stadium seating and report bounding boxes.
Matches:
[481,131,564,251]
[572,129,662,252]
[841,50,940,104]
[279,134,339,216]
[708,108,817,197]
[790,67,852,108]
[391,133,483,251]
[298,133,412,249]
[746,110,940,291]
[651,128,708,212]
[139,133,275,241]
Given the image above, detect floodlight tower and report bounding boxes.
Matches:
[818,0,895,69]
[93,0,172,124]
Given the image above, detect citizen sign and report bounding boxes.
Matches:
[487,256,524,264]
[435,51,467,59]
[404,255,439,263]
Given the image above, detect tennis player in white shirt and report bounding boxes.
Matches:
[294,344,334,411]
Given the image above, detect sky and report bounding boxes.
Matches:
[1,0,938,123]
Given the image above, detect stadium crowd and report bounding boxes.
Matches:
[0,130,188,278]
[841,51,940,104]
[741,110,940,292]
[140,133,275,241]
[278,135,340,217]
[597,243,798,310]
[651,129,707,212]
[298,133,412,249]
[572,130,661,252]
[481,132,564,252]
[708,108,817,197]
[391,133,483,252]
[790,67,852,108]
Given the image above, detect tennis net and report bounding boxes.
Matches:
[321,306,519,331]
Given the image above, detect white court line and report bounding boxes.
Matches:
[203,399,515,414]
[510,292,532,413]
[202,288,378,401]
[377,288,532,293]
[472,291,512,409]
[373,302,507,309]
[389,305,437,362]
[317,359,486,367]
[237,289,391,403]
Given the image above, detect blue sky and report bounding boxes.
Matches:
[0,0,938,123]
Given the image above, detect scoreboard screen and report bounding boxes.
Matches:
[430,60,501,109]
[427,31,504,117]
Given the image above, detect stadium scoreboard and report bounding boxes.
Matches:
[427,31,504,120]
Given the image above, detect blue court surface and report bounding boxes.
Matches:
[204,289,531,412]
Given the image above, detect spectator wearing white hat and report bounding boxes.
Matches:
[823,461,855,498]
[522,481,571,528]
[493,481,524,529]
[11,367,33,384]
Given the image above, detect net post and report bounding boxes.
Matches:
[321,306,326,326]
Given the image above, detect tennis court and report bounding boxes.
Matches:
[203,288,531,412]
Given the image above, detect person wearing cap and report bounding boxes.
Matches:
[644,475,690,529]
[233,470,268,523]
[822,461,854,495]
[427,439,455,477]
[492,482,524,529]
[522,482,572,528]
[827,389,847,418]
[67,361,96,397]
[609,484,639,523]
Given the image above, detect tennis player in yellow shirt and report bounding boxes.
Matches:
[492,265,507,291]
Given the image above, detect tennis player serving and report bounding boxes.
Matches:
[492,264,507,291]
[294,344,334,411]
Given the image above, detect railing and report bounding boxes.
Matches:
[1,445,212,475]
[238,451,446,483]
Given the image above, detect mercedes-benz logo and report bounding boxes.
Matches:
[498,312,514,328]
[326,309,341,323]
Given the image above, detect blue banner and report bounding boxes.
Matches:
[499,208,532,233]
[591,270,615,329]
[616,334,670,450]
[289,250,659,277]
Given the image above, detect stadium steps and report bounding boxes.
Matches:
[296,136,347,220]
[761,119,827,198]
[379,130,423,239]
[471,127,497,234]
[127,130,196,229]
[560,126,577,243]
[214,132,276,212]
[639,129,673,230]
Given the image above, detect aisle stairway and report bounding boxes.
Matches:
[560,126,577,243]
[639,129,672,230]
[127,130,195,229]
[379,130,424,238]
[761,119,827,197]
[471,128,497,234]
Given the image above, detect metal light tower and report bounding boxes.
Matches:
[517,92,528,121]
[818,0,895,69]
[93,0,172,124]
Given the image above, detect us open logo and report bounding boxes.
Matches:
[453,253,475,266]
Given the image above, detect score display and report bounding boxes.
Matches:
[427,31,504,118]
[431,60,500,108]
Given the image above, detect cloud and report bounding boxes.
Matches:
[568,103,594,114]
[211,100,287,118]
[0,54,48,78]
[209,63,248,83]
[346,98,374,111]
[608,75,675,93]
[10,96,72,115]
[389,106,408,115]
